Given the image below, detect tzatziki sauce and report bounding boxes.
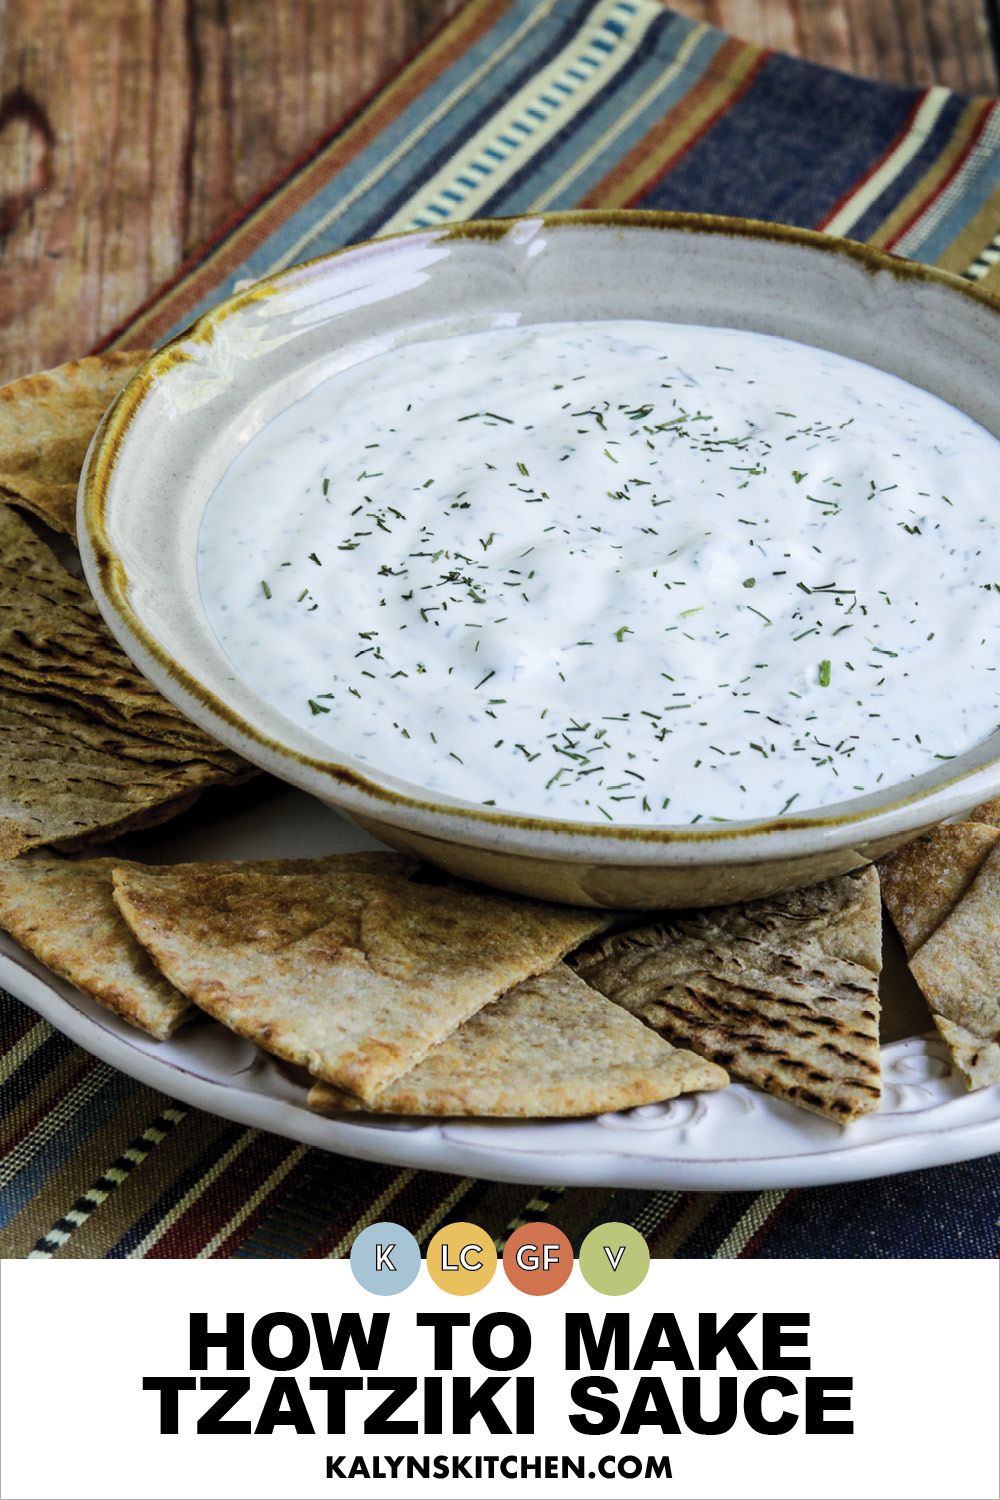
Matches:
[199,320,999,825]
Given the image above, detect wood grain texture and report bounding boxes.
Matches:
[0,0,996,385]
[669,0,999,92]
[0,0,465,382]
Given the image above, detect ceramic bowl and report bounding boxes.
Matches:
[79,211,1000,908]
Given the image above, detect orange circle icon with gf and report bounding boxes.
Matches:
[503,1222,574,1295]
[426,1221,497,1294]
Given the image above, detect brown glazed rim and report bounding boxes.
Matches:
[82,209,1000,848]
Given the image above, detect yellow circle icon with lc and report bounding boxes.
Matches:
[426,1221,497,1294]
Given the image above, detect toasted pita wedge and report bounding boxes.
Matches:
[0,506,243,758]
[0,509,248,857]
[112,863,612,1102]
[0,856,191,1038]
[878,822,1000,956]
[0,853,414,1034]
[877,818,1000,1088]
[143,851,414,882]
[931,1016,1000,1091]
[572,869,882,1124]
[0,696,246,859]
[110,853,416,954]
[0,351,149,537]
[308,963,727,1118]
[909,847,1000,1089]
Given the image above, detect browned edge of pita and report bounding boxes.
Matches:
[307,963,727,1118]
[0,853,418,1038]
[878,822,1000,958]
[0,504,250,857]
[0,351,150,538]
[930,1016,1000,1091]
[572,869,882,1124]
[0,855,191,1039]
[111,860,613,1103]
[0,695,245,860]
[909,847,1000,1089]
[969,797,1000,827]
[877,807,1000,1090]
[0,504,245,761]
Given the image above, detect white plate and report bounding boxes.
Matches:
[4,783,999,1190]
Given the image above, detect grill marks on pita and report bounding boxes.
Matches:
[572,870,883,1123]
[879,810,1000,1089]
[110,858,615,1104]
[307,962,727,1119]
[0,351,150,538]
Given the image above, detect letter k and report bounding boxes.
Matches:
[375,1243,396,1272]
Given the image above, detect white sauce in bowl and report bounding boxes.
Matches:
[199,321,999,825]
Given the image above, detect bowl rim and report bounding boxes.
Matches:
[80,208,1000,856]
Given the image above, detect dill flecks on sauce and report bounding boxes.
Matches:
[199,321,1000,825]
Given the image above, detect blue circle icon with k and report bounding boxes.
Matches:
[350,1222,421,1295]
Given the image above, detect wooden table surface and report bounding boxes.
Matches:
[1,0,998,385]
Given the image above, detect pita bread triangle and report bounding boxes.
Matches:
[572,868,883,1123]
[0,506,248,857]
[308,961,727,1118]
[878,805,1000,1089]
[0,505,242,759]
[0,856,192,1039]
[970,797,1000,826]
[0,350,149,538]
[0,853,410,1039]
[879,821,1000,958]
[0,694,238,860]
[908,846,1000,1090]
[111,859,613,1103]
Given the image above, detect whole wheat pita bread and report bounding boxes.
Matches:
[0,852,412,1038]
[0,351,149,538]
[0,695,245,859]
[908,846,1000,1089]
[0,856,191,1038]
[0,507,248,856]
[139,851,414,883]
[970,797,1000,827]
[110,854,416,955]
[877,812,1000,1089]
[878,822,1000,957]
[572,869,882,1123]
[930,1016,1000,1091]
[308,962,727,1118]
[0,506,242,759]
[112,862,612,1103]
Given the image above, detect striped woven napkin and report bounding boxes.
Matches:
[2,0,998,1259]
